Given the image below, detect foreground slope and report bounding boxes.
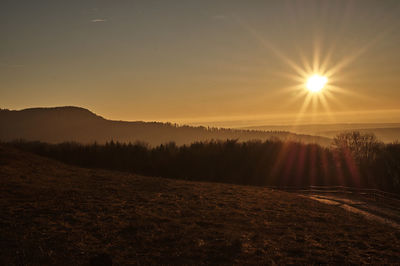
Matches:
[0,146,399,265]
[0,107,331,146]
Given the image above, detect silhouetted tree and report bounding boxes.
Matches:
[332,131,383,163]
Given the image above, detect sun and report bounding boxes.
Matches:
[306,75,328,93]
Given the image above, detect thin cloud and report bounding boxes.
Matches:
[0,63,25,68]
[91,18,107,23]
[212,15,226,20]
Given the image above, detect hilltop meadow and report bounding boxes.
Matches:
[1,145,399,265]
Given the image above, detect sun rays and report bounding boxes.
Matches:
[232,16,358,125]
[270,37,374,126]
[229,2,400,127]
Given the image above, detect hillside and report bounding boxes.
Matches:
[0,107,331,146]
[1,146,399,264]
[243,123,400,143]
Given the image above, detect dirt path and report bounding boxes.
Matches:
[304,193,400,230]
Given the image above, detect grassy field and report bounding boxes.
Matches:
[0,145,399,265]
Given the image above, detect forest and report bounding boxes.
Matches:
[5,131,400,194]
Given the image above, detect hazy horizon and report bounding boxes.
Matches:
[3,105,400,129]
[2,1,400,126]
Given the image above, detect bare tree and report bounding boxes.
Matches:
[332,131,383,163]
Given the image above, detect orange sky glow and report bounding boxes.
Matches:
[1,0,400,127]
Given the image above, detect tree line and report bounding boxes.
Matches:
[5,131,400,194]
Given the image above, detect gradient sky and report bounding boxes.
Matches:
[1,0,400,126]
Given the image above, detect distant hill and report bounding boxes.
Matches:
[0,107,331,146]
[243,123,400,143]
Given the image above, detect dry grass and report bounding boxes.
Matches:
[0,145,399,265]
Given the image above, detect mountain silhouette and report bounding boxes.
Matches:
[0,106,331,146]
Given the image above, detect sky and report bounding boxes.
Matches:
[1,0,400,127]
